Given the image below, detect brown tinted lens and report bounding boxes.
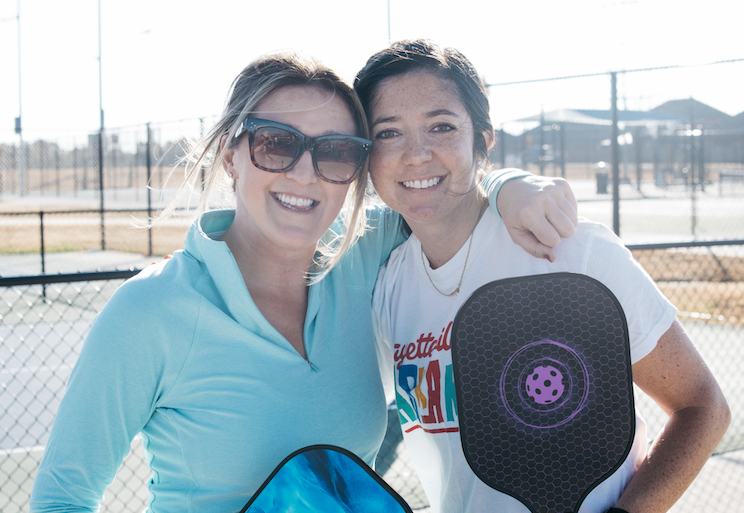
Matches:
[315,139,364,182]
[252,127,301,170]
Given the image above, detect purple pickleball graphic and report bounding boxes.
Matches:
[525,364,565,404]
[500,339,590,429]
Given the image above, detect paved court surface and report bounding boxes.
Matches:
[0,250,160,277]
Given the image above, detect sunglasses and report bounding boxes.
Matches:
[234,118,372,184]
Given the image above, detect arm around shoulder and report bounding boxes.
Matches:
[482,169,579,261]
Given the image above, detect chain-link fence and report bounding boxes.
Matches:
[1,242,743,512]
[0,117,220,202]
[0,117,228,266]
[1,59,743,512]
[1,158,743,274]
[1,114,743,263]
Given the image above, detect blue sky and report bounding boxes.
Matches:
[1,0,742,143]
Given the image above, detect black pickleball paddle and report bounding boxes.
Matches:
[451,273,635,513]
[237,445,413,513]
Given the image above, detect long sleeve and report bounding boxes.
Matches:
[482,167,533,218]
[29,269,196,513]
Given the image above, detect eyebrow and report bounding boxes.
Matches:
[371,109,461,128]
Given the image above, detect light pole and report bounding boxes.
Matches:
[97,0,105,249]
[17,0,24,196]
[387,0,391,44]
[3,1,25,196]
[98,0,104,134]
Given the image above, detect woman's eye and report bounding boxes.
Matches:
[374,129,398,140]
[432,124,455,133]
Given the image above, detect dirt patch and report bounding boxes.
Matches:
[1,209,742,324]
[0,211,189,257]
[633,249,744,325]
[657,282,744,325]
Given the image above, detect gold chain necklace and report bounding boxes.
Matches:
[420,229,475,297]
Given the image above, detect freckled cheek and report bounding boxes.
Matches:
[439,137,477,169]
[369,148,396,182]
[437,133,473,154]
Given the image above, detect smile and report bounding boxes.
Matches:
[274,193,316,211]
[402,177,442,189]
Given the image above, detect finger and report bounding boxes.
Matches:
[521,215,562,248]
[542,246,557,263]
[554,178,578,213]
[544,204,577,239]
[555,194,579,227]
[509,230,558,262]
[541,178,579,226]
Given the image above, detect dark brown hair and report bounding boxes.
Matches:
[354,39,493,162]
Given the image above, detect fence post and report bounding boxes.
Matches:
[72,146,78,197]
[111,134,118,201]
[539,110,545,176]
[611,71,620,237]
[39,211,45,274]
[99,129,105,251]
[18,127,26,197]
[635,127,642,192]
[699,125,706,192]
[55,144,60,196]
[40,140,45,196]
[39,210,47,297]
[689,98,697,237]
[559,123,566,178]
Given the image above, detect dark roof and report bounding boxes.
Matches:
[651,98,732,127]
[718,110,744,129]
[516,108,686,127]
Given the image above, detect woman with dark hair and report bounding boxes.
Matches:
[360,39,730,513]
[29,49,578,513]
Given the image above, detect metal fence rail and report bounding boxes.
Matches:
[1,174,744,278]
[1,242,743,512]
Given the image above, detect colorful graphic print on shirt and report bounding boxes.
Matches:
[393,321,460,434]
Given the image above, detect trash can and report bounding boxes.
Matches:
[596,172,608,194]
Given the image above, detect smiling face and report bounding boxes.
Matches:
[368,72,484,232]
[222,85,356,256]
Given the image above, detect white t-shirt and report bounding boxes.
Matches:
[372,209,677,513]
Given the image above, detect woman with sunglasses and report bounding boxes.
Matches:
[29,51,578,513]
[360,40,730,513]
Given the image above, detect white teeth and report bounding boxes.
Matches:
[403,177,441,189]
[276,193,314,209]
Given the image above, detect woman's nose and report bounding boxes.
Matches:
[402,134,433,166]
[285,150,318,185]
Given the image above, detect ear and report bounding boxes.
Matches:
[221,135,237,179]
[483,129,495,152]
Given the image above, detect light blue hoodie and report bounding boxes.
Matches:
[30,207,406,513]
[29,171,523,513]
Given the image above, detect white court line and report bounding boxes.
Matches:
[1,364,74,376]
[0,445,45,456]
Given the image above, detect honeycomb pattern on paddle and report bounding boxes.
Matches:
[452,273,634,513]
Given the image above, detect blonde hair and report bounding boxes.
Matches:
[160,51,370,281]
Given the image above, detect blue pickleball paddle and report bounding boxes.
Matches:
[451,273,635,513]
[237,445,413,513]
